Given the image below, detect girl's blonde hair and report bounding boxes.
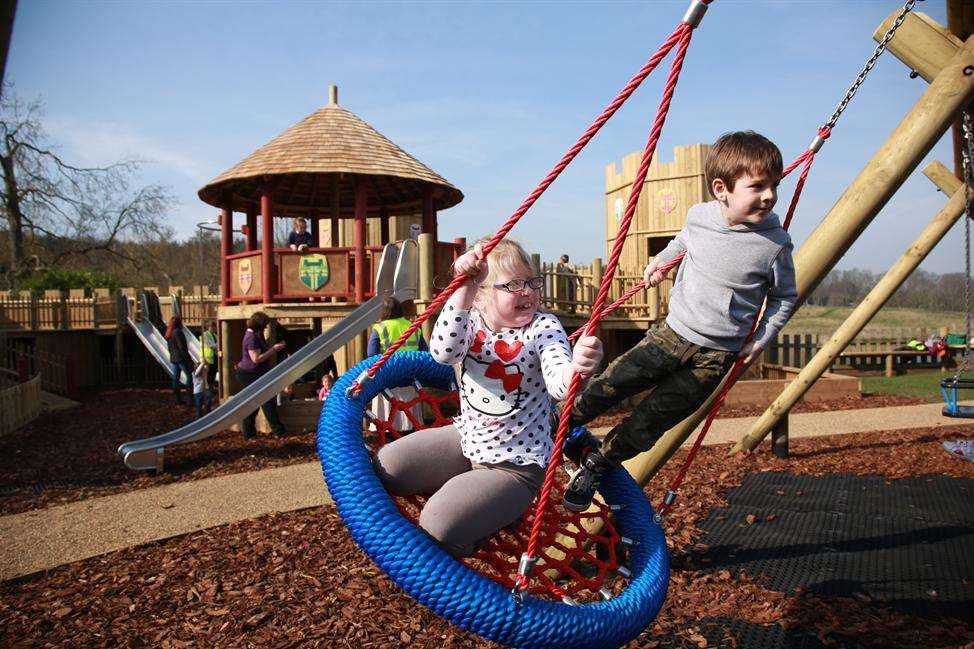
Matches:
[464,237,534,312]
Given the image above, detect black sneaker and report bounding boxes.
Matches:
[563,451,611,512]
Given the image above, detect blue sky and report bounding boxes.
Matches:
[6,1,960,274]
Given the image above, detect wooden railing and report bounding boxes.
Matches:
[0,287,222,332]
[0,372,42,436]
[540,260,675,320]
[766,329,958,373]
[1,342,76,396]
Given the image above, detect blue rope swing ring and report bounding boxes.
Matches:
[318,352,670,649]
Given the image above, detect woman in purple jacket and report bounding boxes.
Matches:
[236,311,287,439]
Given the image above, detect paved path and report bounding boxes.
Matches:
[0,462,329,581]
[3,401,973,581]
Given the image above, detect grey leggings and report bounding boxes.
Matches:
[373,424,545,558]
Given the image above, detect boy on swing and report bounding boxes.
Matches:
[563,131,799,512]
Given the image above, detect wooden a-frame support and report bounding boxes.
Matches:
[544,6,974,572]
[733,162,966,454]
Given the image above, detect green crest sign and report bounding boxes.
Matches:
[298,254,330,291]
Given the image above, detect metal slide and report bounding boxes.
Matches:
[170,293,202,362]
[122,295,187,383]
[118,240,418,471]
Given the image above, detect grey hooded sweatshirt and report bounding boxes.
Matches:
[655,200,797,352]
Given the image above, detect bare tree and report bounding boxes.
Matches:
[0,90,175,288]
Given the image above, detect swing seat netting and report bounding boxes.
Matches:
[318,352,668,649]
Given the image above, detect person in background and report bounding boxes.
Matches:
[164,315,193,405]
[236,311,287,439]
[288,217,314,251]
[318,374,334,401]
[192,360,213,419]
[368,297,428,429]
[202,321,218,387]
[556,254,579,314]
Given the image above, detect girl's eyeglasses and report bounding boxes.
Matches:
[493,276,544,293]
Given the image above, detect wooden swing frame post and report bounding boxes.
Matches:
[733,161,966,454]
[621,10,974,489]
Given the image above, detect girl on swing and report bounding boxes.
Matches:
[373,238,603,557]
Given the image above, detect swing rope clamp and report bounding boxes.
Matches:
[654,490,678,523]
[682,0,711,28]
[345,371,373,399]
[511,553,538,606]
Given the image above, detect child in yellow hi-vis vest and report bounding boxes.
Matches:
[368,298,428,430]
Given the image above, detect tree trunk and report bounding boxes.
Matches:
[1,151,24,288]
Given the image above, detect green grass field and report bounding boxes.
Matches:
[784,306,965,336]
[860,369,948,402]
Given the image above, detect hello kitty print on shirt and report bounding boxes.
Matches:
[430,306,572,467]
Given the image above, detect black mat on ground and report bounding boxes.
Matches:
[654,616,860,649]
[694,472,974,619]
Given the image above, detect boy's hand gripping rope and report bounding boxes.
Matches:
[346,1,711,400]
[513,4,709,603]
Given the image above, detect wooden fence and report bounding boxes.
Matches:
[0,372,42,436]
[766,329,954,373]
[0,286,221,332]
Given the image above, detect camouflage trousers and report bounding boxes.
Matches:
[570,323,736,466]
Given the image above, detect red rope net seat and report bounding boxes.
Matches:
[364,385,628,604]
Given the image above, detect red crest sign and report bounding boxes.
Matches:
[657,189,678,216]
[238,258,253,294]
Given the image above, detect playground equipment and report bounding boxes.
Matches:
[169,293,202,362]
[118,240,417,471]
[319,2,974,647]
[322,2,713,645]
[121,291,202,383]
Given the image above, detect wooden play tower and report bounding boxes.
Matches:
[198,85,465,398]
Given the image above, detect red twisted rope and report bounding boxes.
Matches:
[656,125,828,516]
[516,23,698,594]
[347,22,691,396]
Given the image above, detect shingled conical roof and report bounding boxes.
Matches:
[198,86,463,214]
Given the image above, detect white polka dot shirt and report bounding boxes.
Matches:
[430,306,572,468]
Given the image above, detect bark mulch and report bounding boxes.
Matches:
[3,389,925,517]
[588,392,925,431]
[0,389,318,516]
[2,426,972,648]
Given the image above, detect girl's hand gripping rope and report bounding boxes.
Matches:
[566,336,603,386]
[453,242,488,285]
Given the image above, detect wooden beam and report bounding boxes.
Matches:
[874,11,961,83]
[733,161,964,454]
[623,20,974,490]
[948,0,974,180]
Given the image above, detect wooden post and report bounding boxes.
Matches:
[28,292,37,331]
[418,233,434,340]
[220,319,233,401]
[733,161,965,454]
[114,290,125,380]
[379,207,390,245]
[221,200,233,305]
[246,206,258,252]
[422,186,436,241]
[58,290,69,330]
[625,16,974,486]
[309,210,320,248]
[354,179,367,303]
[885,353,895,378]
[261,185,274,304]
[771,415,789,459]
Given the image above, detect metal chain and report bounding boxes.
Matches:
[825,0,918,129]
[959,113,974,375]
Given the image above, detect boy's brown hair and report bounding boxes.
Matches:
[705,131,783,194]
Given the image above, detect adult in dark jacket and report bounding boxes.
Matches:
[165,316,194,404]
[236,311,287,438]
